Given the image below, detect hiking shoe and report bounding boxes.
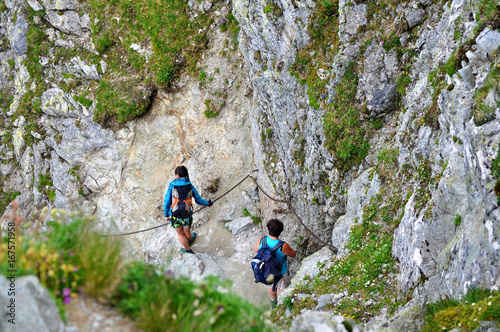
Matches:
[188,232,197,245]
[180,248,194,254]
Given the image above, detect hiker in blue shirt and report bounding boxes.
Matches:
[164,166,212,254]
[253,218,296,307]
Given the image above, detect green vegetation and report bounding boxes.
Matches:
[242,207,262,223]
[445,50,460,77]
[273,190,404,328]
[454,214,462,226]
[38,173,56,202]
[292,137,306,170]
[264,2,283,17]
[492,144,500,199]
[376,148,399,179]
[222,13,240,46]
[323,62,369,171]
[397,72,411,95]
[474,63,500,125]
[421,288,500,332]
[289,0,339,109]
[73,95,93,108]
[0,205,272,331]
[204,99,219,118]
[81,0,222,126]
[0,184,20,217]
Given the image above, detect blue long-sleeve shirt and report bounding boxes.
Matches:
[163,177,210,217]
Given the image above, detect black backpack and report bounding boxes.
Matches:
[170,185,193,219]
[251,236,286,292]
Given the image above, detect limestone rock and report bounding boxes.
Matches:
[339,0,367,43]
[46,10,83,36]
[405,8,425,28]
[0,275,65,332]
[41,88,81,118]
[12,16,28,55]
[290,311,365,332]
[226,216,254,235]
[357,47,399,117]
[279,247,335,304]
[26,0,43,11]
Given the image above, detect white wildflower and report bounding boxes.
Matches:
[193,309,202,317]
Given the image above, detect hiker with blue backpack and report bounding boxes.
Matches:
[252,218,296,307]
[164,166,212,254]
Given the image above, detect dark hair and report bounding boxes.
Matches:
[267,219,284,237]
[175,166,189,178]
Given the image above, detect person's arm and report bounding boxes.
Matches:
[253,236,264,253]
[281,243,296,258]
[191,185,210,206]
[163,184,173,217]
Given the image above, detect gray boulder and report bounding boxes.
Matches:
[357,46,399,117]
[40,0,76,10]
[46,10,83,36]
[290,310,365,332]
[279,247,335,304]
[12,16,28,55]
[0,275,65,332]
[26,0,43,11]
[41,88,81,118]
[331,169,381,254]
[405,8,426,28]
[339,0,367,43]
[226,216,254,235]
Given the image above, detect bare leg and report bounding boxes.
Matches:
[267,287,277,300]
[175,227,190,250]
[183,226,192,242]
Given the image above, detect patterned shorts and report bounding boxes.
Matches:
[169,216,193,229]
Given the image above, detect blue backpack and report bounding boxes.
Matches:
[251,236,286,292]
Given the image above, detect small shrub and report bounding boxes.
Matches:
[445,51,460,77]
[95,34,114,54]
[74,95,93,108]
[454,214,462,226]
[397,73,411,95]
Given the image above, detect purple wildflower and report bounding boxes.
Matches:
[62,288,71,297]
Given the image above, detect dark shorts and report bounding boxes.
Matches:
[169,216,193,229]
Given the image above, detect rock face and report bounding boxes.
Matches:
[0,275,65,332]
[289,311,365,332]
